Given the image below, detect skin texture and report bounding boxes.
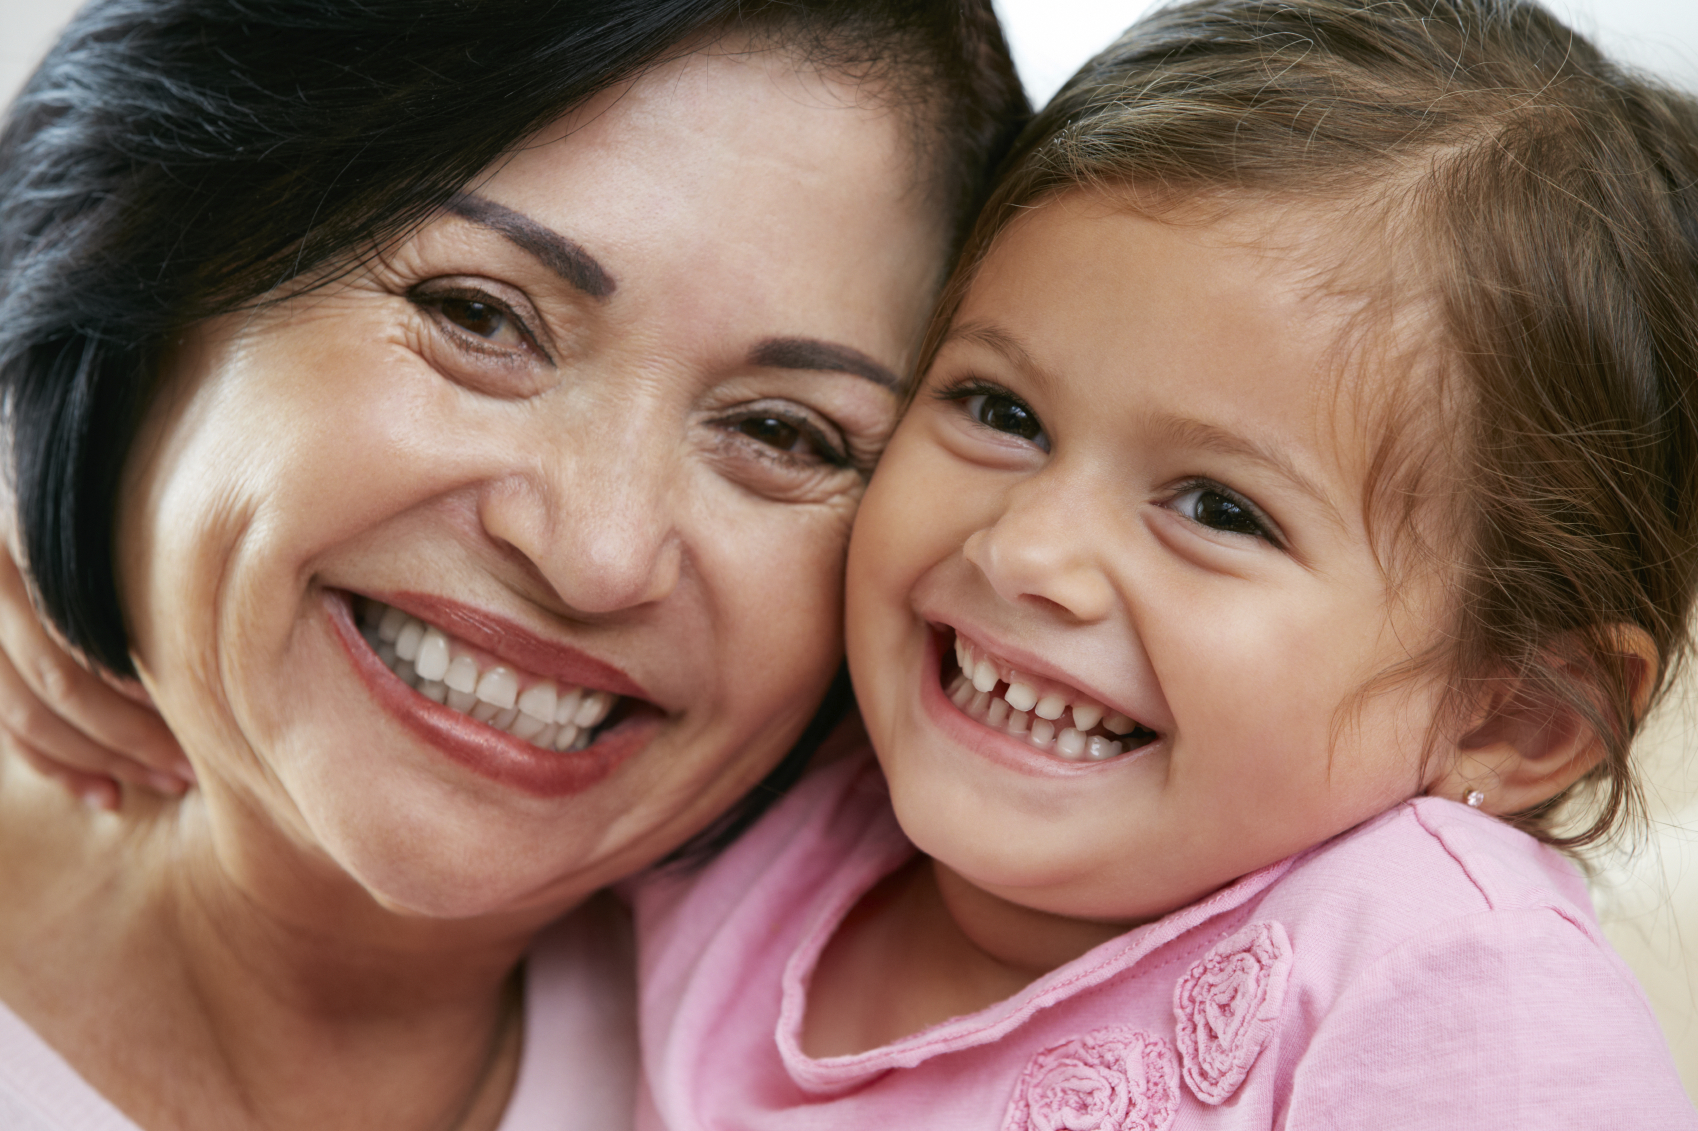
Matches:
[813,190,1611,1057]
[0,43,944,1131]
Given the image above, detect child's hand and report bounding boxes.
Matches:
[0,547,191,810]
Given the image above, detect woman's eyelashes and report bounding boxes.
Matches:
[1165,479,1282,546]
[712,401,850,469]
[409,278,553,366]
[939,380,1050,452]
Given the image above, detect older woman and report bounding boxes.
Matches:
[0,1,1026,1128]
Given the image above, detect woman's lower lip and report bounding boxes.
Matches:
[917,628,1153,779]
[326,591,659,798]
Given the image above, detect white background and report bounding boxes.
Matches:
[6,0,1698,106]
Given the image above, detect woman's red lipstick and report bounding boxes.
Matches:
[327,590,660,797]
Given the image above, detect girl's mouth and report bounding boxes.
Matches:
[358,598,627,754]
[939,629,1160,763]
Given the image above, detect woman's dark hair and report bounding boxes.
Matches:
[917,0,1698,849]
[0,0,1027,850]
[0,0,1027,678]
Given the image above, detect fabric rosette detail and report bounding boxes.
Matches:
[1171,919,1292,1104]
[1001,1026,1179,1131]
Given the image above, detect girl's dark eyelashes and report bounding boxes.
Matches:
[934,377,1049,450]
[408,280,551,363]
[1165,477,1285,547]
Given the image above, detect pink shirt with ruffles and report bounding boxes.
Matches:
[634,751,1696,1130]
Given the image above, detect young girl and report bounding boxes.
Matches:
[634,0,1698,1126]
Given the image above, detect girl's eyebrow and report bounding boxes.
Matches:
[445,194,616,299]
[1150,413,1337,517]
[943,320,1058,394]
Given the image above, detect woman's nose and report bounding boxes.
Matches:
[961,474,1116,623]
[478,454,684,616]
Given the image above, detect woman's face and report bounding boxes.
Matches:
[118,44,944,918]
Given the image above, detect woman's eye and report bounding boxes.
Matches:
[1170,485,1268,539]
[434,295,526,347]
[737,415,807,453]
[963,392,1047,447]
[717,405,847,468]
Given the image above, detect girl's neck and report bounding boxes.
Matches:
[0,756,563,1131]
[802,855,1129,1059]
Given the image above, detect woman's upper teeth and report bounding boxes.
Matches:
[951,633,1150,763]
[364,600,615,753]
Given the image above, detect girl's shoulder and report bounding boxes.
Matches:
[1246,800,1694,1126]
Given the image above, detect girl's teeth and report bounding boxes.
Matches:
[1005,682,1038,712]
[1087,736,1123,761]
[361,600,615,754]
[948,634,1151,765]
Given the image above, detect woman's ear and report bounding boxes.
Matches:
[1430,625,1657,814]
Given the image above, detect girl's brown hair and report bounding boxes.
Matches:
[921,0,1698,847]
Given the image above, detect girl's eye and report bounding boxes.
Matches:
[1169,484,1272,540]
[962,392,1048,449]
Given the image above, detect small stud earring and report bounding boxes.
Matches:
[1464,789,1485,808]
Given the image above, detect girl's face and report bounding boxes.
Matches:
[118,44,945,920]
[847,191,1451,925]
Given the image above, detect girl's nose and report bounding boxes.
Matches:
[478,452,684,616]
[961,475,1116,623]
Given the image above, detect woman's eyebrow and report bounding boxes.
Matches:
[748,337,900,390]
[445,194,616,298]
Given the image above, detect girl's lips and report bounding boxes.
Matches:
[918,627,1159,778]
[326,590,660,798]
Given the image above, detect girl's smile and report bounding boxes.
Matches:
[847,190,1451,926]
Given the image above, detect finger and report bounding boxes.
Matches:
[0,643,187,795]
[0,552,190,780]
[8,737,121,811]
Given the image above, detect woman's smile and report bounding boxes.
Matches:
[333,592,664,796]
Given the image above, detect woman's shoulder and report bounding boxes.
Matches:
[0,994,145,1131]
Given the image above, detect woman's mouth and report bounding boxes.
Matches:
[358,598,618,754]
[940,630,1159,763]
[327,591,662,797]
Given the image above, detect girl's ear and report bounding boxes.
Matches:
[1431,625,1657,814]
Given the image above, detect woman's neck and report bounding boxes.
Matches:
[0,755,559,1131]
[802,855,1129,1059]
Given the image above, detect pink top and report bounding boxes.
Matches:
[635,751,1697,1130]
[0,892,638,1131]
